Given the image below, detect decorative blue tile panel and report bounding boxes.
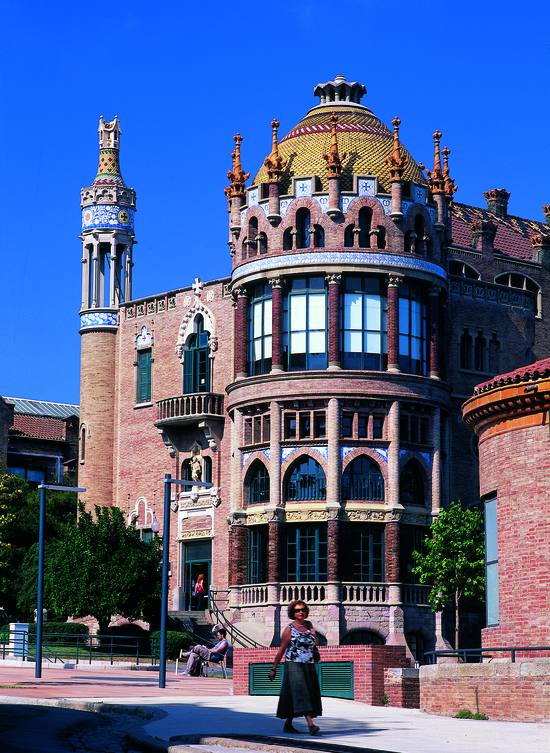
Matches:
[262,449,271,461]
[378,196,392,215]
[294,179,312,197]
[82,205,134,231]
[242,451,252,466]
[358,179,376,196]
[80,311,118,329]
[402,200,412,216]
[341,195,353,214]
[373,447,388,463]
[233,252,447,282]
[427,206,436,222]
[280,199,292,217]
[314,195,329,212]
[413,185,427,204]
[281,446,299,461]
[260,202,270,217]
[311,445,328,460]
[248,188,259,206]
[341,446,355,460]
[419,451,432,467]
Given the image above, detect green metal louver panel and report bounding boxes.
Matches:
[249,662,354,699]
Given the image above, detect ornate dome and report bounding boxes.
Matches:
[253,75,426,194]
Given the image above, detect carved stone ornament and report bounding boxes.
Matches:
[246,512,269,525]
[343,509,386,522]
[325,273,342,285]
[180,528,211,541]
[176,303,216,361]
[387,274,404,287]
[285,509,328,523]
[386,508,404,523]
[326,505,341,521]
[136,325,153,350]
[227,510,247,526]
[210,486,222,507]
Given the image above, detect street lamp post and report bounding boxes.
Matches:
[158,474,212,689]
[35,483,85,679]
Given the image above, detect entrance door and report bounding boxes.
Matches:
[182,539,212,611]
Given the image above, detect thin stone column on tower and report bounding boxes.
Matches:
[429,286,440,379]
[233,288,248,379]
[269,279,283,373]
[387,275,403,372]
[326,275,342,370]
[387,399,401,509]
[326,397,341,608]
[431,406,441,515]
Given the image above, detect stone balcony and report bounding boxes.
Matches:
[155,393,225,452]
[234,582,430,608]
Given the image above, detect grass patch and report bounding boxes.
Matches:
[454,708,488,720]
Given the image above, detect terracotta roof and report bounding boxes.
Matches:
[450,203,547,261]
[474,357,550,394]
[11,414,69,442]
[252,104,425,194]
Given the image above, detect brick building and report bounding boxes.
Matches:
[2,397,79,484]
[78,76,549,655]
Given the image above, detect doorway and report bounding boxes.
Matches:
[182,539,211,611]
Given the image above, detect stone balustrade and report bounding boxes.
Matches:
[155,392,224,426]
[233,581,429,607]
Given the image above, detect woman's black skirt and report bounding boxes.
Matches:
[276,661,322,719]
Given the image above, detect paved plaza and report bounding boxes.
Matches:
[0,664,548,753]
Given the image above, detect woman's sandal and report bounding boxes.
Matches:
[283,721,299,733]
[309,724,320,736]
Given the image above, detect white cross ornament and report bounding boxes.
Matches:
[192,277,203,297]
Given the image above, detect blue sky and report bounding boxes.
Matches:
[1,1,549,404]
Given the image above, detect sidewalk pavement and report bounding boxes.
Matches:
[0,664,547,753]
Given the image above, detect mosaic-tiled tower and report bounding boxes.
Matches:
[79,117,136,507]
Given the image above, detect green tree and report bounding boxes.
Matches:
[19,504,162,634]
[0,471,77,618]
[412,499,485,649]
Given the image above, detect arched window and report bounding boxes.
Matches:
[414,214,426,253]
[182,456,212,484]
[449,260,481,279]
[284,456,326,501]
[400,460,426,506]
[283,227,293,250]
[341,275,387,370]
[474,331,487,372]
[398,284,427,375]
[460,328,472,370]
[296,208,311,249]
[203,456,212,484]
[313,224,325,248]
[495,272,542,316]
[283,276,327,371]
[344,224,355,247]
[80,426,86,462]
[182,459,192,481]
[245,460,270,504]
[248,216,258,242]
[342,456,384,501]
[358,207,372,248]
[257,232,268,254]
[248,283,272,375]
[183,314,210,393]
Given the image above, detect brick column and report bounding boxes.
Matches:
[230,409,243,513]
[269,401,281,507]
[268,518,282,583]
[233,287,248,379]
[387,399,401,508]
[91,240,99,307]
[431,406,441,515]
[326,397,340,504]
[269,279,284,373]
[267,181,281,223]
[429,287,440,379]
[229,520,248,588]
[386,275,403,372]
[326,275,341,370]
[327,516,340,582]
[385,519,400,584]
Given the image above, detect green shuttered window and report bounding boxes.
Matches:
[136,348,152,403]
[249,661,354,700]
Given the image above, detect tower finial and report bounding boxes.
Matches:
[323,115,347,178]
[426,130,445,195]
[94,116,125,186]
[264,119,286,183]
[227,133,250,198]
[442,146,458,200]
[385,116,407,180]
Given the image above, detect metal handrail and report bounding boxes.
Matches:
[209,588,266,648]
[424,645,550,664]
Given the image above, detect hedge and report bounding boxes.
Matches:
[150,630,194,659]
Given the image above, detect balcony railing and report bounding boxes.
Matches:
[155,392,224,426]
[280,582,328,604]
[342,477,385,501]
[283,478,327,502]
[341,582,388,604]
[233,582,429,608]
[402,583,431,606]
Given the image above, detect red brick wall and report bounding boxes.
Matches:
[478,422,550,648]
[384,667,420,708]
[233,645,411,705]
[420,661,550,721]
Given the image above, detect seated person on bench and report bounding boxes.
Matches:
[180,628,229,674]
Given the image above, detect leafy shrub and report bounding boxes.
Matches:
[150,630,194,659]
[380,693,389,706]
[28,622,89,644]
[454,708,488,720]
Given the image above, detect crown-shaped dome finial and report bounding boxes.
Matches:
[94,116,126,186]
[313,75,366,106]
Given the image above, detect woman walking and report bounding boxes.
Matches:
[268,600,322,735]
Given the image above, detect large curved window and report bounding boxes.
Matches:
[296,208,311,249]
[245,460,270,504]
[400,460,426,506]
[399,284,427,375]
[449,260,481,279]
[341,276,387,370]
[342,456,384,501]
[284,456,326,501]
[283,276,327,371]
[495,272,541,316]
[286,524,327,581]
[248,283,272,375]
[340,523,385,582]
[183,315,210,393]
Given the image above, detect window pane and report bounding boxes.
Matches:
[344,331,362,352]
[253,302,262,337]
[485,498,498,562]
[399,334,409,355]
[365,294,381,329]
[309,331,326,354]
[411,338,421,360]
[309,294,326,329]
[366,332,381,353]
[486,563,499,626]
[253,339,262,360]
[399,298,409,334]
[345,294,362,329]
[264,335,272,358]
[291,331,306,353]
[290,296,306,330]
[264,300,272,335]
[411,301,421,336]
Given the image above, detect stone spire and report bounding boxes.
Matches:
[264,119,286,182]
[323,115,347,178]
[227,134,250,198]
[442,146,457,201]
[385,117,407,181]
[426,130,445,195]
[94,116,126,186]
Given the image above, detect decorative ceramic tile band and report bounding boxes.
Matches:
[233,252,447,283]
[82,204,134,231]
[80,311,118,329]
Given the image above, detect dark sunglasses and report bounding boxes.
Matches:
[294,608,307,613]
